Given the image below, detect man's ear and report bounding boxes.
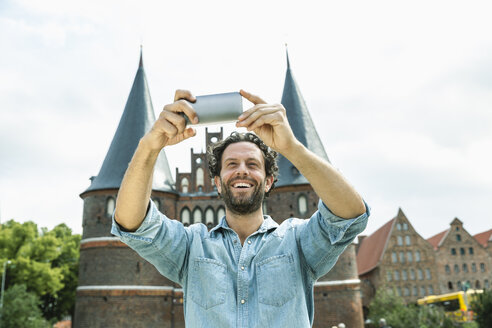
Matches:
[214,176,222,194]
[265,175,274,193]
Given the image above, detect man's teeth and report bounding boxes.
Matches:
[233,182,252,188]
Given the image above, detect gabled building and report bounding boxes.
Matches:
[74,50,366,328]
[356,209,438,312]
[474,228,492,289]
[428,219,491,292]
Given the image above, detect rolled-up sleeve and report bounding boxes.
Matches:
[299,200,370,280]
[111,200,191,284]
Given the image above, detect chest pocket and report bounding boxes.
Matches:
[190,257,227,309]
[257,254,296,306]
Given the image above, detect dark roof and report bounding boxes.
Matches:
[277,49,329,187]
[82,52,174,194]
[474,229,492,247]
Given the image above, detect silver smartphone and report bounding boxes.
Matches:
[183,92,243,125]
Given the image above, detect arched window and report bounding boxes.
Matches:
[425,268,431,280]
[404,287,410,296]
[298,195,308,216]
[469,247,474,255]
[418,269,424,280]
[397,223,402,230]
[451,248,457,255]
[397,287,402,296]
[193,207,203,224]
[448,281,453,290]
[472,263,477,272]
[463,264,468,273]
[445,265,451,274]
[394,270,400,281]
[460,248,465,255]
[217,207,225,221]
[196,168,204,189]
[475,280,481,289]
[403,223,408,230]
[428,285,434,295]
[399,252,405,263]
[387,270,392,281]
[456,234,461,241]
[397,236,403,246]
[410,269,416,280]
[415,251,421,262]
[405,235,411,245]
[480,263,486,272]
[407,251,413,262]
[454,264,460,273]
[391,252,397,263]
[181,207,191,226]
[205,207,215,228]
[420,286,426,296]
[402,270,408,281]
[181,178,189,193]
[106,197,115,217]
[413,286,418,296]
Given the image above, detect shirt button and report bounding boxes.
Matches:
[241,266,245,270]
[233,240,237,244]
[247,240,251,244]
[241,299,245,304]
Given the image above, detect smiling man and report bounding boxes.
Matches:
[112,89,369,327]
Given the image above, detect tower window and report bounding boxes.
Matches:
[193,207,203,224]
[181,178,189,193]
[106,197,115,217]
[180,207,191,226]
[205,207,215,228]
[196,168,204,190]
[298,195,308,216]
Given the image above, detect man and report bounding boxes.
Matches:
[112,89,369,327]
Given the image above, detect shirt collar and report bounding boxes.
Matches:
[210,215,279,236]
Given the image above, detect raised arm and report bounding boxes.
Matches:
[114,90,198,231]
[236,90,365,219]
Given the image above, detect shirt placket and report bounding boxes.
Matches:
[236,236,254,328]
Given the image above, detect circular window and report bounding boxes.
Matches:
[211,137,218,143]
[195,158,202,164]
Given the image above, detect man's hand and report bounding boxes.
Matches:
[236,89,298,153]
[143,89,198,151]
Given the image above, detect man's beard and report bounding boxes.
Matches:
[220,177,265,215]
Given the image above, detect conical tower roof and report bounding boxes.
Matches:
[82,51,174,194]
[277,48,329,187]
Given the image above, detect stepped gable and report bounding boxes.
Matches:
[277,48,329,187]
[356,216,395,275]
[474,228,492,247]
[82,50,174,194]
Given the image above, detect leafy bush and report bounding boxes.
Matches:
[471,289,492,328]
[0,284,50,328]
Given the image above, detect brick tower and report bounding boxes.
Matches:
[74,49,364,327]
[74,52,184,327]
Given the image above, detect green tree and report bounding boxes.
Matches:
[0,220,80,322]
[471,289,492,328]
[368,288,460,328]
[0,284,50,328]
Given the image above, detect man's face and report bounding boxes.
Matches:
[215,142,273,215]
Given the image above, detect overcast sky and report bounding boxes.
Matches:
[1,0,491,239]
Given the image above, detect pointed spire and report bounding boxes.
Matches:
[285,43,290,69]
[82,51,175,195]
[139,45,143,68]
[276,48,330,187]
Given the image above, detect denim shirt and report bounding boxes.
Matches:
[111,200,369,327]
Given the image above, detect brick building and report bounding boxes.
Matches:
[74,51,366,327]
[428,219,491,292]
[356,209,438,313]
[357,212,492,312]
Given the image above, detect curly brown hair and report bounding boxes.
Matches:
[207,132,278,196]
